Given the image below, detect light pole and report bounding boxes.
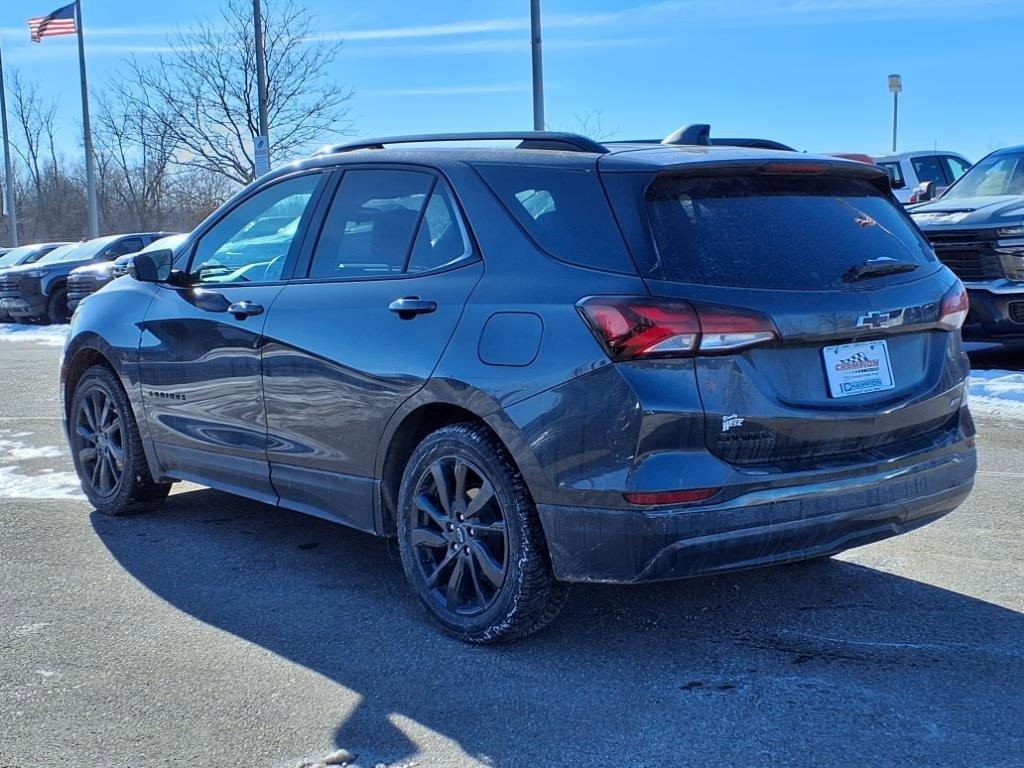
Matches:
[888,73,902,153]
[0,40,19,246]
[253,0,271,176]
[530,0,544,131]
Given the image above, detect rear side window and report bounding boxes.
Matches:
[646,175,936,290]
[310,170,433,279]
[475,164,635,273]
[879,162,904,189]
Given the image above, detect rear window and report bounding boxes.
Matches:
[646,174,936,290]
[475,164,635,273]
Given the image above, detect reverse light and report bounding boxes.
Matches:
[938,282,969,330]
[577,296,778,360]
[624,488,720,506]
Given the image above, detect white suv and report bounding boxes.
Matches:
[877,151,972,204]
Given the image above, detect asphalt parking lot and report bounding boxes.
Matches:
[1,334,1023,768]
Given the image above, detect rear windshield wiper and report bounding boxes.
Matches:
[842,258,919,283]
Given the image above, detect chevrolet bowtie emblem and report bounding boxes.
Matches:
[856,309,905,329]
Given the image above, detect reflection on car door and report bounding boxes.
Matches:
[261,168,483,530]
[137,172,326,501]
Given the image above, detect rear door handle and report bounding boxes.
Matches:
[227,300,265,319]
[389,297,437,319]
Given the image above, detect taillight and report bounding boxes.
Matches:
[577,296,777,360]
[939,282,969,330]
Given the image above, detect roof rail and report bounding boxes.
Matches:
[316,131,608,156]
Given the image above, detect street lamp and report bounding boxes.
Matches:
[888,73,902,153]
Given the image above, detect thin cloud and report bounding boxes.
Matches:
[343,36,662,59]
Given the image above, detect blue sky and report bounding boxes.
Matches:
[1,0,1022,163]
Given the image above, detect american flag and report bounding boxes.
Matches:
[28,3,78,43]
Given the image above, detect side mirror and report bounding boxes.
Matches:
[914,181,936,202]
[129,249,174,283]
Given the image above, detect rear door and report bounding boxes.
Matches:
[138,172,326,500]
[639,167,966,467]
[261,167,482,530]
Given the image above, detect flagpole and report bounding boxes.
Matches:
[0,38,19,246]
[74,0,99,238]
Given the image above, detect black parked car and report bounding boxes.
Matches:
[67,234,186,313]
[0,242,71,321]
[910,145,1024,344]
[62,130,976,642]
[0,232,170,324]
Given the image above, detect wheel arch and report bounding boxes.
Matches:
[375,391,549,536]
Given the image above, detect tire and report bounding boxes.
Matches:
[47,286,70,325]
[68,365,172,515]
[397,423,569,643]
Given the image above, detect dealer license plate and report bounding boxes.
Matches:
[822,340,895,398]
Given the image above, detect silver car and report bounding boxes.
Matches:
[877,151,972,204]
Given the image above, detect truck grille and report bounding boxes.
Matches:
[924,229,1004,282]
[1010,302,1024,324]
[0,275,23,298]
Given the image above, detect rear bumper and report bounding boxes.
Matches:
[537,440,976,583]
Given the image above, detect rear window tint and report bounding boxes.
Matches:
[646,175,936,289]
[475,164,635,273]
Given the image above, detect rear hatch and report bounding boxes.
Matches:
[628,162,967,467]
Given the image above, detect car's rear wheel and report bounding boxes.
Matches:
[397,423,569,643]
[69,365,171,515]
[47,286,70,324]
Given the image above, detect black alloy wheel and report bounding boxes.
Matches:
[410,456,509,616]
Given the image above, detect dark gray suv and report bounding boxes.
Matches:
[61,131,976,642]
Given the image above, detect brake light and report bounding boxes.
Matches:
[624,488,719,506]
[760,162,829,175]
[577,297,777,360]
[938,282,969,330]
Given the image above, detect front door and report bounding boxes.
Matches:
[261,168,482,529]
[137,172,326,502]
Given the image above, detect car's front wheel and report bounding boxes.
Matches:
[69,365,172,515]
[397,423,569,643]
[47,287,70,324]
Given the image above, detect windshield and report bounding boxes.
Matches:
[943,152,1024,199]
[37,238,114,264]
[140,233,187,253]
[647,174,936,290]
[0,245,44,268]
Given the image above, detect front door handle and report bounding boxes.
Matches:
[389,296,437,319]
[227,300,265,319]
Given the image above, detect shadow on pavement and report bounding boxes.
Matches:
[93,488,1024,767]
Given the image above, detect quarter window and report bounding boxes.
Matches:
[190,174,321,284]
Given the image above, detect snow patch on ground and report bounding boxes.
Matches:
[969,369,1024,420]
[0,430,83,500]
[0,323,69,347]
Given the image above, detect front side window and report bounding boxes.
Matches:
[911,155,946,186]
[190,174,321,284]
[308,170,434,280]
[942,156,971,183]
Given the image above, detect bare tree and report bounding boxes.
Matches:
[127,0,352,185]
[94,82,179,230]
[8,70,57,203]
